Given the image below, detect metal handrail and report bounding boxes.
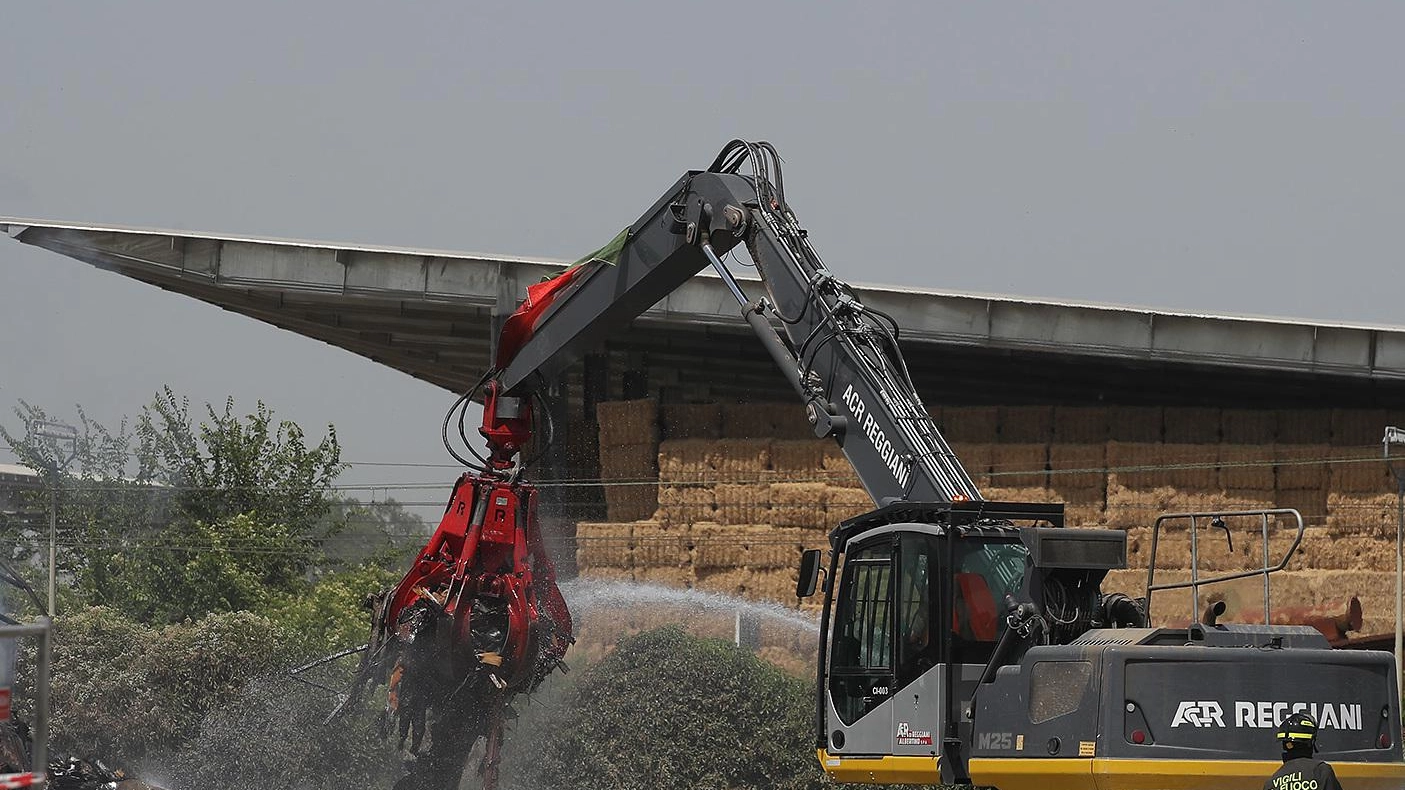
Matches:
[0,618,52,788]
[1144,508,1305,627]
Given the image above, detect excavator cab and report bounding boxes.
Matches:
[803,500,1118,784]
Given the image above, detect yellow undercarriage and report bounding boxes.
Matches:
[816,749,941,784]
[818,750,1405,789]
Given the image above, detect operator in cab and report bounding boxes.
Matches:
[1263,712,1342,790]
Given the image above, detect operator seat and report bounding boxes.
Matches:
[954,572,998,641]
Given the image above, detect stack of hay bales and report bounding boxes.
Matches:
[581,398,1405,631]
[1050,407,1108,525]
[1326,407,1396,537]
[1104,442,1176,528]
[1272,409,1330,525]
[575,521,636,582]
[720,402,813,440]
[580,401,857,609]
[596,399,660,521]
[659,402,722,440]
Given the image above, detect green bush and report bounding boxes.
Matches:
[522,626,827,790]
[147,675,401,790]
[31,607,297,762]
[261,563,401,656]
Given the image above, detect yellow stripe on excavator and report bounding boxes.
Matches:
[968,756,1405,790]
[815,750,941,784]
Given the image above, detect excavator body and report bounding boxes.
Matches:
[805,504,1405,788]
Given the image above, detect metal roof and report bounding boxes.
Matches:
[0,464,39,481]
[6,217,1405,401]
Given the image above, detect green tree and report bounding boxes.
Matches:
[0,402,170,608]
[2,390,349,623]
[138,387,345,580]
[321,496,430,568]
[263,562,402,655]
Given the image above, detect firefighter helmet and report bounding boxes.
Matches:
[1276,712,1318,751]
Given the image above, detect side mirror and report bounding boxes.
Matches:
[796,549,822,598]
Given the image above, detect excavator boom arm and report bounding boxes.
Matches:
[495,140,980,504]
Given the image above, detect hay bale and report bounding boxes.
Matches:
[604,484,659,522]
[799,525,832,551]
[1218,445,1275,490]
[1297,534,1397,571]
[820,445,862,487]
[1054,486,1106,527]
[1163,408,1221,444]
[596,399,659,447]
[720,402,807,439]
[575,522,634,569]
[1275,444,1329,491]
[1100,568,1151,600]
[1163,491,1249,518]
[1109,406,1162,442]
[1221,489,1275,511]
[1276,410,1330,444]
[694,567,755,598]
[1107,442,1169,489]
[632,521,691,567]
[1063,501,1106,527]
[1221,409,1276,444]
[983,487,1057,506]
[656,484,716,525]
[1053,406,1108,443]
[577,567,635,585]
[1121,528,1210,572]
[990,443,1048,488]
[998,406,1053,443]
[751,568,802,606]
[660,402,722,440]
[635,565,695,589]
[658,439,715,483]
[563,422,601,479]
[1276,489,1327,528]
[941,406,999,443]
[1104,484,1180,529]
[1049,443,1107,490]
[708,439,772,482]
[1331,409,1390,447]
[600,441,659,521]
[1161,444,1219,491]
[721,403,769,438]
[758,402,813,440]
[950,442,993,488]
[1328,446,1393,493]
[599,441,658,480]
[769,440,827,480]
[744,526,806,570]
[826,486,874,523]
[691,523,750,570]
[714,483,772,525]
[1325,492,1398,537]
[769,482,829,529]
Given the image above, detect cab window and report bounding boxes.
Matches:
[951,539,1028,664]
[896,534,940,688]
[829,542,893,724]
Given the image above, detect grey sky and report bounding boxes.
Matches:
[3,2,1403,499]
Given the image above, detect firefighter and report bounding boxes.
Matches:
[1263,712,1342,790]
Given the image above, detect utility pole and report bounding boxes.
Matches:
[32,420,77,617]
[1384,426,1405,704]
